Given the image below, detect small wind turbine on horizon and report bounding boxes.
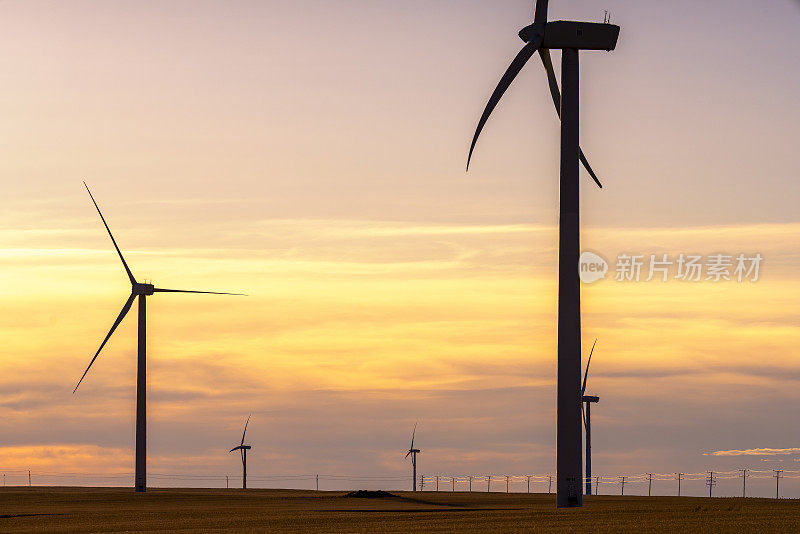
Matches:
[405,423,420,492]
[229,415,252,489]
[581,339,599,496]
[465,0,620,508]
[73,183,244,493]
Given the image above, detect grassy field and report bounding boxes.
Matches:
[1,487,798,533]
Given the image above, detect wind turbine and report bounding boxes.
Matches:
[229,415,252,489]
[73,182,244,493]
[466,1,619,508]
[581,339,599,496]
[405,423,420,491]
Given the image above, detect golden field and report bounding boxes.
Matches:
[1,487,798,533]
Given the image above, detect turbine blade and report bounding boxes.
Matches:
[153,288,246,296]
[241,414,250,446]
[73,293,136,393]
[538,50,603,189]
[229,446,242,453]
[410,422,417,451]
[534,0,549,23]
[83,182,137,284]
[538,48,560,112]
[582,402,587,430]
[405,450,411,460]
[579,151,602,189]
[582,339,598,396]
[466,38,542,171]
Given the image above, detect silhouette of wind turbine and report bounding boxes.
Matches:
[405,423,420,491]
[73,182,244,493]
[229,415,252,489]
[581,339,599,496]
[465,1,619,508]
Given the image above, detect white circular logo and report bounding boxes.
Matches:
[579,251,608,283]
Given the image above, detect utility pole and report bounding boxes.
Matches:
[487,476,491,493]
[676,473,683,497]
[706,471,716,498]
[527,475,531,494]
[469,476,472,492]
[506,475,510,493]
[619,476,626,496]
[647,473,653,497]
[436,475,439,492]
[316,474,319,492]
[594,476,599,495]
[774,470,783,499]
[28,470,31,487]
[548,475,553,494]
[452,476,455,492]
[420,475,425,491]
[226,475,229,489]
[740,469,747,498]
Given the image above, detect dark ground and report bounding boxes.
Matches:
[1,487,798,533]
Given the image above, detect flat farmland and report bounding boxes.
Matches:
[1,487,798,533]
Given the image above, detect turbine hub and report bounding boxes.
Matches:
[133,283,155,295]
[518,22,544,43]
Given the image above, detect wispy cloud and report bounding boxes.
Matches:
[705,448,800,456]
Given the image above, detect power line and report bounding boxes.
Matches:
[3,468,800,497]
[706,471,716,498]
[740,469,748,498]
[774,470,783,500]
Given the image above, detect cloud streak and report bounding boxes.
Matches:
[706,448,800,457]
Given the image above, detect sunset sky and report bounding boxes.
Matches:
[2,0,800,497]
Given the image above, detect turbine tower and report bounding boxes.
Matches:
[582,339,599,495]
[229,415,252,489]
[73,183,244,493]
[405,423,420,491]
[466,1,619,508]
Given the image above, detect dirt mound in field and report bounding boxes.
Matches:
[343,490,395,499]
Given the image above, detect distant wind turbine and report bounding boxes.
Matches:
[405,423,421,491]
[465,0,620,508]
[73,183,244,493]
[229,415,252,489]
[581,339,599,496]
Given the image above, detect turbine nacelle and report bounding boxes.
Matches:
[582,395,599,404]
[132,283,155,296]
[520,21,619,50]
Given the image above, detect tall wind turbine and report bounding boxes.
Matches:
[466,1,619,508]
[73,183,244,493]
[405,423,420,491]
[581,339,599,496]
[229,415,252,489]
